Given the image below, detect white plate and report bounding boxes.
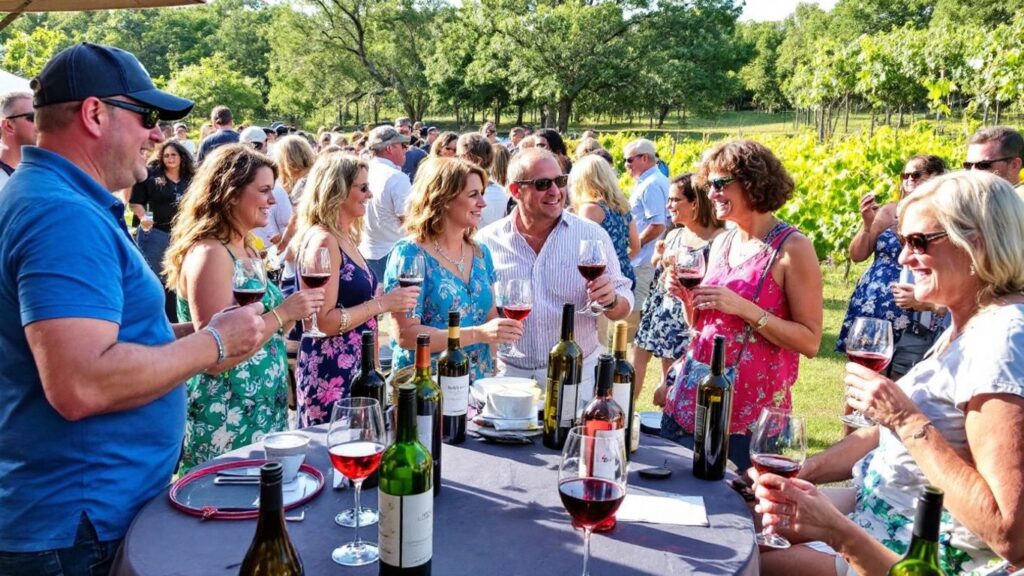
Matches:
[474,412,539,430]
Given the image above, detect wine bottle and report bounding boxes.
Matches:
[351,330,388,488]
[412,334,442,496]
[379,384,433,576]
[543,303,582,450]
[238,462,304,576]
[888,486,946,576]
[581,354,625,483]
[438,311,469,445]
[610,321,637,458]
[693,335,733,481]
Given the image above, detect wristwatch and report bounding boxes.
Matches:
[753,309,770,331]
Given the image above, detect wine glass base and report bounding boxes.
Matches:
[335,507,379,528]
[331,541,379,566]
[840,412,876,428]
[755,532,791,549]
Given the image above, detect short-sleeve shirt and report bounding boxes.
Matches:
[0,147,183,551]
[252,183,293,246]
[402,145,428,184]
[382,239,496,380]
[480,181,510,229]
[360,157,412,260]
[629,165,669,268]
[128,167,190,231]
[196,129,240,163]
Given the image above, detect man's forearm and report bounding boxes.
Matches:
[639,223,665,246]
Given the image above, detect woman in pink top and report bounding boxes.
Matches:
[653,140,823,469]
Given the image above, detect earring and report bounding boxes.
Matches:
[970,264,977,276]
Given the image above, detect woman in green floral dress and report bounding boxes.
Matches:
[164,145,325,472]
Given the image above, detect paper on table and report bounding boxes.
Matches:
[616,493,709,526]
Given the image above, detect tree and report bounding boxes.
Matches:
[737,21,787,113]
[166,54,264,122]
[1,26,73,78]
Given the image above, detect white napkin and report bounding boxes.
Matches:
[615,493,709,526]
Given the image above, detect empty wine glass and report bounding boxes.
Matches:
[841,317,894,428]
[300,246,331,338]
[396,252,426,319]
[558,426,627,576]
[577,239,608,317]
[495,278,532,359]
[232,258,267,307]
[750,407,807,549]
[327,398,387,566]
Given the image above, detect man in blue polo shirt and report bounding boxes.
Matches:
[0,43,265,575]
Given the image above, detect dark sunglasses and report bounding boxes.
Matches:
[897,231,948,254]
[901,170,925,181]
[5,112,34,122]
[101,99,160,129]
[515,174,569,191]
[624,154,645,164]
[708,176,736,191]
[962,156,1017,171]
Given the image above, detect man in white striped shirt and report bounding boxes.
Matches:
[478,149,634,402]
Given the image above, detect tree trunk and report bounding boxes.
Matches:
[355,100,360,128]
[983,102,990,125]
[897,106,904,129]
[995,100,1002,125]
[844,96,850,133]
[556,98,572,133]
[884,107,891,126]
[869,109,876,137]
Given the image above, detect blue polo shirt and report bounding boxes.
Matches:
[0,147,184,551]
[629,165,669,268]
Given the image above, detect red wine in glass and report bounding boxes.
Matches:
[302,273,331,289]
[577,263,606,282]
[502,305,532,321]
[751,454,802,479]
[329,441,385,482]
[847,350,891,373]
[678,271,703,290]
[233,288,265,307]
[558,477,625,528]
[398,277,424,288]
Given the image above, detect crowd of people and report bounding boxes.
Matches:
[0,42,1022,576]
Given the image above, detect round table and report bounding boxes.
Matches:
[114,427,758,575]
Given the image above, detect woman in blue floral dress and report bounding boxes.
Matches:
[292,152,419,426]
[384,158,523,380]
[836,155,947,352]
[569,155,640,289]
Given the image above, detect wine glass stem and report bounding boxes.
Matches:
[310,308,320,333]
[352,480,363,547]
[581,527,593,576]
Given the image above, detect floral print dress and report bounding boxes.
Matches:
[634,228,696,358]
[836,228,909,352]
[595,201,636,289]
[178,253,289,472]
[383,239,496,380]
[296,250,378,427]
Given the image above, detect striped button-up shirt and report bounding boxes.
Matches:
[477,209,634,370]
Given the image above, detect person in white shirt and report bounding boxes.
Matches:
[0,91,35,190]
[173,123,195,158]
[457,132,509,229]
[360,125,412,281]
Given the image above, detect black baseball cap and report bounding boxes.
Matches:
[31,43,193,121]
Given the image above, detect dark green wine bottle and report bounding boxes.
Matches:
[438,311,469,445]
[412,334,442,496]
[238,462,304,576]
[543,303,582,450]
[379,384,433,576]
[610,321,636,459]
[351,330,387,488]
[693,335,732,480]
[888,486,946,575]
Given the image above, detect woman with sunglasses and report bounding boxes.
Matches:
[836,155,947,357]
[753,171,1024,576]
[655,140,823,470]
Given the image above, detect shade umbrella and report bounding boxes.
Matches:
[0,69,30,92]
[1,0,205,30]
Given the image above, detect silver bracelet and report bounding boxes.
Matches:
[203,326,227,364]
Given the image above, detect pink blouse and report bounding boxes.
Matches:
[666,223,800,434]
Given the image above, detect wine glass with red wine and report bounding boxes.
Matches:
[396,252,426,319]
[750,407,807,549]
[232,258,267,307]
[673,247,706,336]
[300,246,331,338]
[327,397,387,566]
[558,426,627,576]
[578,239,608,316]
[841,317,894,428]
[496,278,532,359]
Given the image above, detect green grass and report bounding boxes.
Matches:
[633,262,861,456]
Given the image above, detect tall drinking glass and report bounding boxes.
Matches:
[327,398,386,566]
[841,317,894,428]
[300,247,331,337]
[750,407,807,549]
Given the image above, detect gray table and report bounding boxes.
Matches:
[114,428,758,575]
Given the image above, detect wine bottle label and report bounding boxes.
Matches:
[695,404,707,441]
[417,415,433,453]
[379,490,433,568]
[612,382,631,414]
[587,429,624,480]
[559,384,578,426]
[440,374,469,416]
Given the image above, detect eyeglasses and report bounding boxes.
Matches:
[101,99,160,129]
[624,154,644,164]
[897,231,948,254]
[515,174,569,191]
[4,112,34,123]
[708,176,736,191]
[901,170,925,181]
[962,156,1018,171]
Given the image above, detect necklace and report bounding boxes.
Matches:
[434,239,467,275]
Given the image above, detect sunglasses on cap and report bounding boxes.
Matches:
[4,112,34,123]
[901,170,925,181]
[708,176,735,191]
[515,174,569,191]
[897,230,948,254]
[101,98,160,129]
[962,156,1018,171]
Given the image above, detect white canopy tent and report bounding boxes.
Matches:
[0,0,204,31]
[0,69,30,93]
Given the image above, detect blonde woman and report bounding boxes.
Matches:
[383,158,523,379]
[490,142,510,187]
[574,137,604,161]
[291,152,420,426]
[569,154,640,289]
[164,145,325,470]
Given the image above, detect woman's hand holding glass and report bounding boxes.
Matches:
[378,285,421,316]
[844,363,919,431]
[394,252,426,319]
[753,473,849,547]
[276,288,326,329]
[750,407,807,549]
[841,317,894,428]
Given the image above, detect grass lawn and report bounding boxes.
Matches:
[632,262,861,456]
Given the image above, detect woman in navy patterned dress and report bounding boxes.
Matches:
[569,155,640,289]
